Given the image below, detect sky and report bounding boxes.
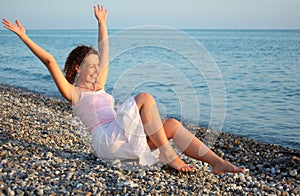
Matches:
[1,0,300,30]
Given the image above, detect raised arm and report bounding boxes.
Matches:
[94,4,109,89]
[2,19,74,102]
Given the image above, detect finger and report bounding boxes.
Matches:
[101,5,104,11]
[3,23,13,31]
[16,20,22,27]
[2,20,7,26]
[2,19,12,29]
[2,18,11,25]
[97,4,101,11]
[2,21,7,28]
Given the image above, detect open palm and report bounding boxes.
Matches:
[94,4,108,23]
[2,19,26,36]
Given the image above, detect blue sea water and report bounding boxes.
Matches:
[0,29,299,150]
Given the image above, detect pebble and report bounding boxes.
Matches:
[0,85,299,195]
[289,169,297,177]
[271,167,276,174]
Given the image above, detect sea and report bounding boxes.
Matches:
[0,28,299,150]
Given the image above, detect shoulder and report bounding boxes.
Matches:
[95,83,104,91]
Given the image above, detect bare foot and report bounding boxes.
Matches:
[212,160,246,175]
[168,157,194,172]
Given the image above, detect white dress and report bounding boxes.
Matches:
[72,89,158,166]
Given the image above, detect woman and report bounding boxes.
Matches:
[2,4,246,173]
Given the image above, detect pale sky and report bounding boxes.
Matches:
[1,0,300,29]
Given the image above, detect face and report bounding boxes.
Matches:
[77,54,100,84]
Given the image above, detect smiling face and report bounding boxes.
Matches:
[77,54,100,85]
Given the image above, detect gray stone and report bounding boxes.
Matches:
[289,169,297,177]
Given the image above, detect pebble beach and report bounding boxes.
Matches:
[0,84,299,195]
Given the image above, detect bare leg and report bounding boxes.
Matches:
[134,92,193,172]
[162,118,246,174]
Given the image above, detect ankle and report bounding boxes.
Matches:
[158,142,178,164]
[200,151,224,168]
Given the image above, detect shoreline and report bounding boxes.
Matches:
[0,84,299,195]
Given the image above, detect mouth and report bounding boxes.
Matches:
[90,74,98,79]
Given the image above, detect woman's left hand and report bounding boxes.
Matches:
[94,4,108,24]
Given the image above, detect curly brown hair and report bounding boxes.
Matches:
[63,45,98,84]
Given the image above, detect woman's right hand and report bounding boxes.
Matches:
[2,19,26,37]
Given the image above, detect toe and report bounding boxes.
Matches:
[178,165,194,172]
[238,166,246,173]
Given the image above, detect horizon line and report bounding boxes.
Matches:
[1,27,300,31]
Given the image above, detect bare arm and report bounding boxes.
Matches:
[2,19,74,102]
[94,4,109,89]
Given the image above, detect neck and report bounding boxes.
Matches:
[76,82,95,91]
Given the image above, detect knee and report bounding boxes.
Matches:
[164,118,181,128]
[163,118,181,138]
[135,92,155,104]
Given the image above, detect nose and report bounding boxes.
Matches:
[95,64,100,73]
